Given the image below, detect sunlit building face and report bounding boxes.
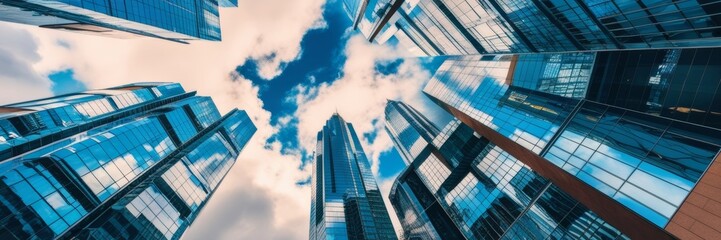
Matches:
[419,49,721,239]
[0,82,256,239]
[385,100,627,239]
[309,114,397,240]
[0,0,238,43]
[342,0,721,56]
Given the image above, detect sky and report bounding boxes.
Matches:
[0,0,452,239]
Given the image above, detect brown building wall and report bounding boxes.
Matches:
[667,154,721,239]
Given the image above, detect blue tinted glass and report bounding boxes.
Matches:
[545,101,720,226]
[424,57,578,154]
[0,83,256,239]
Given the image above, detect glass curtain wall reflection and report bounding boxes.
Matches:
[0,0,237,43]
[385,101,627,239]
[423,51,721,239]
[0,82,256,240]
[309,114,396,240]
[342,0,721,56]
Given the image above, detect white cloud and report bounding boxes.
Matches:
[278,114,294,126]
[293,35,435,173]
[180,73,313,240]
[0,0,325,239]
[292,35,440,235]
[0,1,450,238]
[0,25,53,104]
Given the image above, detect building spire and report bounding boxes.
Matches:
[332,107,341,118]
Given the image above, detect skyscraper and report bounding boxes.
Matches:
[383,100,440,166]
[385,100,628,239]
[0,82,256,239]
[0,0,238,43]
[422,49,721,239]
[342,0,721,56]
[384,100,460,239]
[309,114,396,240]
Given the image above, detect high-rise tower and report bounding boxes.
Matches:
[309,114,397,240]
[0,0,238,43]
[422,50,721,239]
[385,100,630,239]
[384,100,440,166]
[0,82,256,239]
[342,0,721,56]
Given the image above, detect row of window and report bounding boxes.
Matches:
[362,0,721,56]
[424,53,721,229]
[0,92,243,239]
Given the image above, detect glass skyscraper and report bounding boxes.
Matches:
[342,0,721,56]
[421,49,721,239]
[309,114,397,240]
[385,100,629,240]
[0,0,238,43]
[0,82,256,239]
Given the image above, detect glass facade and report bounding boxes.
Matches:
[0,82,256,239]
[389,169,464,240]
[545,101,719,226]
[309,114,396,240]
[385,101,628,239]
[0,0,237,43]
[587,48,721,129]
[441,0,529,53]
[384,100,440,165]
[343,0,721,56]
[422,52,721,238]
[399,1,483,55]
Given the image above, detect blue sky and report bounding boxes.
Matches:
[48,69,87,95]
[0,0,450,238]
[40,0,451,181]
[237,1,350,154]
[235,1,448,179]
